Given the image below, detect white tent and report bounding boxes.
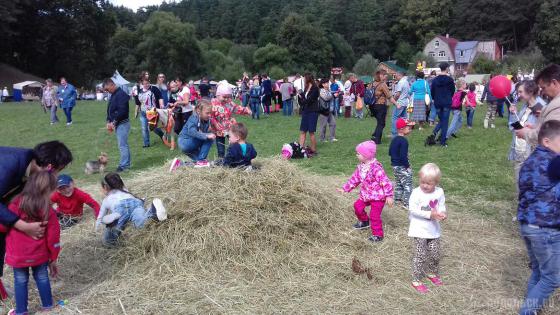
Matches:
[111,70,130,86]
[13,81,44,101]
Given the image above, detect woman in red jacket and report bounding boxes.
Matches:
[1,171,60,315]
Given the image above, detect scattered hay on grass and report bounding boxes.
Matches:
[13,158,558,314]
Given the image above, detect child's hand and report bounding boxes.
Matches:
[430,209,440,220]
[207,133,216,140]
[49,262,59,279]
[439,212,448,221]
[336,188,345,193]
[386,197,394,207]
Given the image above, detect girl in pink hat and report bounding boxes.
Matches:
[338,140,394,242]
[210,81,252,158]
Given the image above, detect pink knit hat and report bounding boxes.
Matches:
[356,140,377,160]
[216,81,233,96]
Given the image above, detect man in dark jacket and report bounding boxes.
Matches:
[431,63,456,146]
[261,74,273,115]
[0,141,72,294]
[104,78,131,172]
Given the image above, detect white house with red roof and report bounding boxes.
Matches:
[423,34,502,74]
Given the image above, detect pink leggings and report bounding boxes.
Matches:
[354,199,385,237]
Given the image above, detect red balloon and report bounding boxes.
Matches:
[489,75,511,99]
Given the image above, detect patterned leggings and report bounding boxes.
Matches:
[484,102,497,125]
[412,237,441,282]
[393,166,413,206]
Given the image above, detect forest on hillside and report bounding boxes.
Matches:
[1,0,558,86]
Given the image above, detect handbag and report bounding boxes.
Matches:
[424,80,431,106]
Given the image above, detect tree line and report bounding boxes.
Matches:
[1,0,559,87]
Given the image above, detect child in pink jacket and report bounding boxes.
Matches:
[338,140,394,242]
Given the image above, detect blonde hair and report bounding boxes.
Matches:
[252,79,260,86]
[196,99,212,113]
[455,79,466,90]
[419,163,442,183]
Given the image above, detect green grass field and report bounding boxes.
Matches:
[0,100,515,219]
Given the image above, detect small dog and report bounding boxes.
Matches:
[85,153,108,175]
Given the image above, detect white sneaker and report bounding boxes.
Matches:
[66,122,72,126]
[169,158,183,173]
[491,124,496,129]
[194,160,210,168]
[331,138,338,142]
[102,213,121,225]
[151,198,167,221]
[483,119,488,129]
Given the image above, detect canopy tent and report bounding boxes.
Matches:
[13,81,44,102]
[464,74,489,84]
[194,80,218,86]
[95,70,132,96]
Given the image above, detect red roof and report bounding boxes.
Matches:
[436,35,459,59]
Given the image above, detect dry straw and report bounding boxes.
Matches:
[24,158,558,314]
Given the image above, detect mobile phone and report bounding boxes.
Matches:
[510,121,524,130]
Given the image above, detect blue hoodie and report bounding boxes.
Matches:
[430,75,455,109]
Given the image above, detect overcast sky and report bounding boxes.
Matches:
[110,0,167,11]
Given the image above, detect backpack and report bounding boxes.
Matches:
[250,86,260,98]
[364,87,376,106]
[451,91,463,109]
[319,93,331,115]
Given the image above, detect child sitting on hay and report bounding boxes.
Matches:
[95,173,167,246]
[338,140,394,243]
[50,174,100,229]
[222,123,257,168]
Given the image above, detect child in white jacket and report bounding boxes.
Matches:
[408,163,447,294]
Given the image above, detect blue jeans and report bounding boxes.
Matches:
[242,93,249,107]
[466,107,475,127]
[446,109,463,138]
[250,98,260,119]
[391,105,408,136]
[433,107,451,145]
[115,121,131,169]
[497,99,505,117]
[104,198,153,245]
[519,224,560,315]
[332,98,340,117]
[13,263,53,314]
[429,103,437,122]
[282,99,293,116]
[63,106,73,123]
[178,136,214,162]
[139,111,163,146]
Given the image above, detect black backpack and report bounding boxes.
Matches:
[364,87,376,106]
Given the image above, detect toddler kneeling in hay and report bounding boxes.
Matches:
[95,173,167,246]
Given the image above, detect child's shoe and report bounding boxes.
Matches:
[483,119,488,129]
[194,160,210,168]
[352,220,370,230]
[169,158,183,173]
[102,213,121,225]
[149,198,168,221]
[412,281,429,293]
[367,235,384,243]
[491,124,496,129]
[427,275,443,286]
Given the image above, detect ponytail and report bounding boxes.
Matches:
[101,172,143,202]
[20,171,57,221]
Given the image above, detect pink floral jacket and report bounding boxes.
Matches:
[210,98,251,137]
[342,159,394,202]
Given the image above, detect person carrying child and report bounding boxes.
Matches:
[50,174,99,229]
[517,120,560,315]
[95,173,167,246]
[338,140,394,243]
[407,163,447,294]
[222,123,257,168]
[210,82,252,159]
[1,171,61,315]
[389,118,415,209]
[176,100,216,168]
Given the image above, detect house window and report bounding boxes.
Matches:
[438,51,446,57]
[429,51,435,57]
[459,50,464,57]
[435,40,440,48]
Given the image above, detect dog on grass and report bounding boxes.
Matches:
[85,153,108,174]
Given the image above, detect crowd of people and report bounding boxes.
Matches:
[1,61,559,314]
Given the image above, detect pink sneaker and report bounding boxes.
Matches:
[412,282,429,294]
[169,158,183,172]
[194,160,210,168]
[427,276,443,286]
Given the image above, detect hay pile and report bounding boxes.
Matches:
[23,158,559,314]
